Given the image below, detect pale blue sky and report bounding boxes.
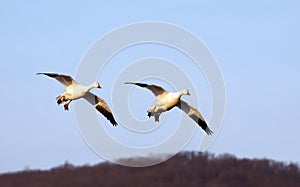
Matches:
[1,0,300,173]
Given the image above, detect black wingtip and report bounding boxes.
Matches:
[36,72,58,78]
[111,119,118,126]
[124,82,148,88]
[110,116,118,126]
[205,127,214,136]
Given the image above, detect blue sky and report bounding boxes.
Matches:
[1,0,300,173]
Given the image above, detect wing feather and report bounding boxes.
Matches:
[124,82,166,96]
[177,100,213,135]
[37,73,77,87]
[83,92,117,126]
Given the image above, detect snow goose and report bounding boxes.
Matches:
[125,82,213,135]
[37,73,117,126]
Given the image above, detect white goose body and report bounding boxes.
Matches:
[125,82,213,135]
[37,73,118,126]
[154,91,182,112]
[63,83,98,101]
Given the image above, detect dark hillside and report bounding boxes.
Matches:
[1,152,299,187]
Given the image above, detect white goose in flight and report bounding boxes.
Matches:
[37,73,117,126]
[125,82,213,135]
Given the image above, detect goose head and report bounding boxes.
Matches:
[180,89,191,96]
[94,82,102,89]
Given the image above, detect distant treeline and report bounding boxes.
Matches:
[1,152,299,187]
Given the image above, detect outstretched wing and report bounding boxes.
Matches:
[124,82,166,97]
[83,92,118,126]
[37,73,77,87]
[177,100,213,135]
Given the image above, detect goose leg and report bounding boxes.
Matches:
[147,107,161,122]
[64,100,72,111]
[147,108,154,118]
[56,95,65,105]
[154,115,160,122]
